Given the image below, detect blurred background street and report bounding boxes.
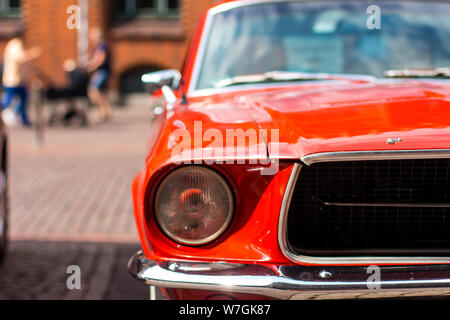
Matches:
[0,0,218,300]
[0,107,152,299]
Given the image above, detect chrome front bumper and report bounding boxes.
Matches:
[128,251,450,300]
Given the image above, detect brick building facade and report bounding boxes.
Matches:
[0,0,215,101]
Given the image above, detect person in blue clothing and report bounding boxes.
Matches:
[87,28,112,122]
[1,32,41,127]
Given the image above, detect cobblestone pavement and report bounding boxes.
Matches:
[0,241,148,300]
[0,107,153,300]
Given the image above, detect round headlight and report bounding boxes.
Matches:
[154,166,234,246]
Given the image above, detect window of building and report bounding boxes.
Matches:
[0,0,20,16]
[113,0,180,18]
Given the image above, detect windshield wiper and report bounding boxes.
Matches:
[214,71,331,88]
[384,67,450,78]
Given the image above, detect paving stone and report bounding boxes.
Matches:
[0,108,152,300]
[0,241,148,300]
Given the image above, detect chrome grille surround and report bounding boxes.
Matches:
[278,149,450,265]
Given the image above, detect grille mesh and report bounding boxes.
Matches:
[287,159,450,256]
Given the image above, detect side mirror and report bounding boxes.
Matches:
[141,69,182,94]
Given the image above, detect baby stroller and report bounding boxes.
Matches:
[37,62,90,127]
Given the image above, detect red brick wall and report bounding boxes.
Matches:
[0,41,7,59]
[108,0,215,92]
[14,0,215,92]
[88,0,109,34]
[23,0,78,85]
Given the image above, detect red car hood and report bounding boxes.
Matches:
[241,80,450,159]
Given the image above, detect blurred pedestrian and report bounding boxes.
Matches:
[87,28,112,122]
[39,59,89,127]
[1,31,41,127]
[45,59,89,99]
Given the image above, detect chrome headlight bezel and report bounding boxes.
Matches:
[154,166,235,246]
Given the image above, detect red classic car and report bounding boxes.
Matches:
[128,0,450,300]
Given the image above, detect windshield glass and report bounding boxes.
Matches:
[195,1,450,90]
